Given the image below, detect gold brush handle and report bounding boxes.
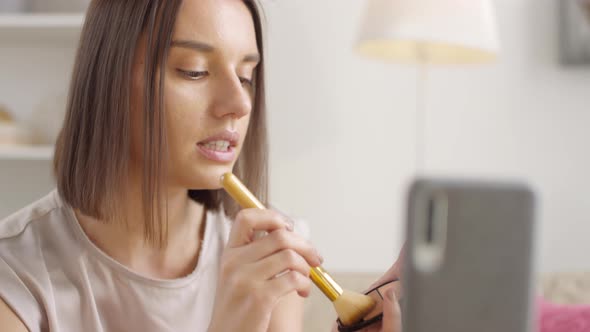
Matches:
[221,173,266,210]
[309,266,343,301]
[221,173,344,302]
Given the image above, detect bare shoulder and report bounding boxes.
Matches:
[0,297,29,332]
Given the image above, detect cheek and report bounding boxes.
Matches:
[164,81,208,146]
[237,114,252,147]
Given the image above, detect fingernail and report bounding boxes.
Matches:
[284,218,294,231]
[316,250,324,264]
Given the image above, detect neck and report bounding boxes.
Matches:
[75,179,207,279]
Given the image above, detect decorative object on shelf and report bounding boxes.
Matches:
[29,0,91,13]
[29,92,66,145]
[0,0,27,13]
[0,104,32,146]
[559,0,590,65]
[0,106,13,122]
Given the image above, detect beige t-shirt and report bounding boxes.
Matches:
[0,190,232,332]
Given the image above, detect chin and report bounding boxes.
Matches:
[182,164,235,190]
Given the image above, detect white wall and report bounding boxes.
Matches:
[424,0,590,273]
[1,0,589,274]
[263,0,414,272]
[263,0,590,273]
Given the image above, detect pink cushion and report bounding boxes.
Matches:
[538,297,590,332]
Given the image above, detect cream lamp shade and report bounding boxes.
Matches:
[356,0,500,64]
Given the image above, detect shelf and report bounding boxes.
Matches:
[0,14,84,45]
[0,13,84,28]
[0,145,54,161]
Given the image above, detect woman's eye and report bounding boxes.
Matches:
[178,69,208,80]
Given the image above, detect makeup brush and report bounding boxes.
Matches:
[220,172,376,326]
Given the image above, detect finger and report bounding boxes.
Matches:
[228,209,291,247]
[395,243,406,278]
[253,248,312,280]
[367,248,405,291]
[361,325,380,332]
[244,229,322,267]
[267,270,312,299]
[382,289,402,332]
[330,322,339,332]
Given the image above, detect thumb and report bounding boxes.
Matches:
[382,289,402,332]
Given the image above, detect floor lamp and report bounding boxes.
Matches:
[356,0,501,174]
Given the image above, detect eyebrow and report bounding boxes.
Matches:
[171,39,261,63]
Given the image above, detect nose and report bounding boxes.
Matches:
[210,71,253,120]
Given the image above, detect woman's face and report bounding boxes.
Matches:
[131,0,260,190]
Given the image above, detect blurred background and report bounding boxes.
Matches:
[0,0,589,280]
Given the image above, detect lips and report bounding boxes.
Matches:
[197,130,239,148]
[196,130,239,163]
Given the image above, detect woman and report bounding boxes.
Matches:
[0,1,401,331]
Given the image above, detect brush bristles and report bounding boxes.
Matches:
[333,290,376,326]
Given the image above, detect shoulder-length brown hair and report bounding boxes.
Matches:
[54,0,268,246]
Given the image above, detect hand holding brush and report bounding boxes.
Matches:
[220,172,377,327]
[206,200,322,332]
